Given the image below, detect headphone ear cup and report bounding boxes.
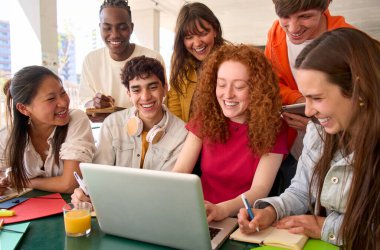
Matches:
[146,126,165,144]
[125,116,143,136]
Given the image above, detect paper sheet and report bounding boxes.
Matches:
[2,193,66,224]
[0,222,30,250]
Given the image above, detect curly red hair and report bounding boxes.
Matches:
[192,44,282,155]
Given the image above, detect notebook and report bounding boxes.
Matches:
[0,197,29,209]
[0,188,32,203]
[230,226,308,250]
[85,106,125,115]
[0,221,30,250]
[252,239,339,250]
[80,163,237,250]
[2,193,66,224]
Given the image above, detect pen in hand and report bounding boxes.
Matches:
[241,194,260,232]
[73,172,89,196]
[241,194,254,220]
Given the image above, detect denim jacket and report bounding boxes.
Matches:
[255,123,353,245]
[94,106,188,171]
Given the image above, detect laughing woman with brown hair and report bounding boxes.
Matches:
[238,28,380,249]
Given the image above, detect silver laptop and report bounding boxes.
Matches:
[80,163,237,250]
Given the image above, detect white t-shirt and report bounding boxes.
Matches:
[286,37,312,159]
[286,37,313,86]
[79,45,165,108]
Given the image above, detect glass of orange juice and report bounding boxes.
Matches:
[63,202,92,237]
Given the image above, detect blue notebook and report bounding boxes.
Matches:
[0,197,29,209]
[0,222,30,250]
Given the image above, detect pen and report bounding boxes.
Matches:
[241,194,255,221]
[241,194,260,232]
[73,172,89,196]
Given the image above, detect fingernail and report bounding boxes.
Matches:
[256,227,260,232]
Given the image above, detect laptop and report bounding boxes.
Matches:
[80,163,237,250]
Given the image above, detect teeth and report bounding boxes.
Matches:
[194,47,206,53]
[142,103,154,108]
[291,31,303,37]
[56,110,66,115]
[225,101,238,107]
[318,117,330,123]
[109,41,121,45]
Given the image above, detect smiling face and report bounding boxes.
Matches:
[216,61,250,124]
[279,9,326,44]
[100,7,134,61]
[183,19,217,62]
[297,69,353,134]
[127,74,167,128]
[20,76,70,131]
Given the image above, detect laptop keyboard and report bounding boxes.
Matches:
[209,227,221,240]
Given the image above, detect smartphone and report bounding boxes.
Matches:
[281,103,306,117]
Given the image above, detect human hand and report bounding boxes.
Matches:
[92,93,115,109]
[237,205,277,234]
[0,176,10,187]
[85,93,115,122]
[295,97,306,104]
[0,181,9,195]
[87,113,111,123]
[71,187,92,205]
[204,201,228,223]
[0,169,11,195]
[276,215,325,239]
[282,112,310,131]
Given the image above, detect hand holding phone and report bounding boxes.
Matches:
[281,103,306,117]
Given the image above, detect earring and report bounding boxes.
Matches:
[359,97,365,107]
[27,116,31,125]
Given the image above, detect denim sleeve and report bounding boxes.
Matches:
[321,211,344,245]
[254,123,322,220]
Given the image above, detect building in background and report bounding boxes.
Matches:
[58,32,76,83]
[0,20,11,76]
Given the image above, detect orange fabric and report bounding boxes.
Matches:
[265,10,354,105]
[265,10,354,148]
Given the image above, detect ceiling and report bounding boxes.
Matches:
[129,0,380,46]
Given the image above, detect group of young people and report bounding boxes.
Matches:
[0,0,379,249]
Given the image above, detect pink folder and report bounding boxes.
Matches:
[2,193,67,224]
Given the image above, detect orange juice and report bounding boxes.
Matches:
[64,209,91,236]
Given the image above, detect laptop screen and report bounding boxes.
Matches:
[81,163,222,249]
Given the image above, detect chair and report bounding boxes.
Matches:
[269,154,297,197]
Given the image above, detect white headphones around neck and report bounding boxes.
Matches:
[124,106,169,144]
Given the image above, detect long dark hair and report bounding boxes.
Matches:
[170,2,227,96]
[296,28,380,249]
[4,66,69,192]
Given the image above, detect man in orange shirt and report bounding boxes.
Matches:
[265,0,353,192]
